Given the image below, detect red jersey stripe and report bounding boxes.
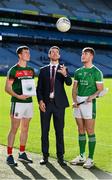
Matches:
[15,70,34,77]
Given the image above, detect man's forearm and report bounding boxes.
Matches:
[5,85,18,98]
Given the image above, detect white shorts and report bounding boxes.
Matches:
[10,102,33,119]
[74,96,96,119]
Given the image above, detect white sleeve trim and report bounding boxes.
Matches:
[96,81,103,84]
[74,80,78,82]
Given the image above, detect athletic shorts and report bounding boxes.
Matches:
[10,102,33,119]
[74,96,96,119]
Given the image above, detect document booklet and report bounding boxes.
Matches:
[22,79,36,96]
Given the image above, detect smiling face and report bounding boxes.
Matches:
[19,49,30,62]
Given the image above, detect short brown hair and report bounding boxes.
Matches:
[82,47,95,56]
[48,46,60,54]
[16,46,29,55]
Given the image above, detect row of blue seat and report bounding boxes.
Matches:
[0,0,112,22]
[1,26,112,45]
[0,43,112,77]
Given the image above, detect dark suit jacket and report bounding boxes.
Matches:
[36,64,72,108]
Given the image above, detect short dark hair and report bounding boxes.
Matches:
[48,46,60,54]
[16,46,29,55]
[82,47,95,56]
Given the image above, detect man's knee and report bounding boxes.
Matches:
[86,127,94,134]
[78,126,85,134]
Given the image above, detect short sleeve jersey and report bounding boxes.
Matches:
[7,64,35,103]
[74,65,103,96]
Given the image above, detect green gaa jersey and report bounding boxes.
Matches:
[74,65,103,96]
[7,64,35,103]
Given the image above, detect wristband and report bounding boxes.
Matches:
[73,102,77,105]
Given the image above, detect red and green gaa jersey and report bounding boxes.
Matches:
[7,64,35,103]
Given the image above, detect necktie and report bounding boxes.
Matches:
[50,66,55,93]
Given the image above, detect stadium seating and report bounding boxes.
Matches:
[0,0,112,22]
[0,42,112,77]
[0,1,112,77]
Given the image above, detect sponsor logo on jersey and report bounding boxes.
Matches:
[80,79,88,85]
[16,70,33,77]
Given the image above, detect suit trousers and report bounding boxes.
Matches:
[40,99,65,159]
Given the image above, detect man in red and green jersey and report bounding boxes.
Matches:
[5,46,35,166]
[70,47,103,168]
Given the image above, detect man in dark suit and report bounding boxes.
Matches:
[36,46,72,166]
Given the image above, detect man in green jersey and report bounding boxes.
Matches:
[70,47,103,168]
[5,46,35,166]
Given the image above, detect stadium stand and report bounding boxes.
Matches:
[0,42,112,77]
[0,0,112,77]
[0,0,112,22]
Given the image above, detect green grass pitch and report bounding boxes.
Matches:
[0,76,112,172]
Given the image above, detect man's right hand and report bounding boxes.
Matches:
[17,95,30,100]
[39,100,46,112]
[72,101,79,108]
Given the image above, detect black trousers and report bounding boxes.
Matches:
[40,100,65,159]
